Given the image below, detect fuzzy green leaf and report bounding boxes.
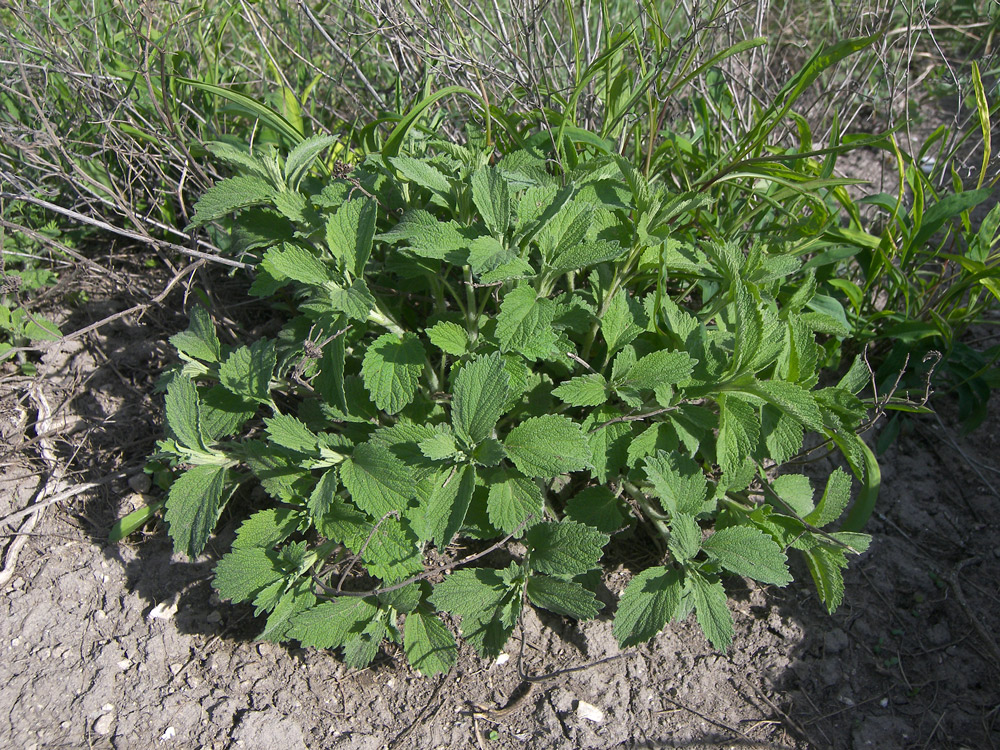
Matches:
[613,566,683,648]
[471,166,511,236]
[390,156,452,194]
[584,405,633,484]
[284,134,338,188]
[170,305,221,363]
[526,575,603,619]
[428,567,521,656]
[564,486,625,534]
[668,513,702,562]
[772,474,814,517]
[340,442,415,518]
[287,598,379,649]
[232,508,300,550]
[802,545,847,613]
[761,404,804,464]
[262,242,331,286]
[702,525,792,586]
[426,321,469,356]
[600,292,645,354]
[213,547,285,603]
[264,412,319,453]
[552,373,608,407]
[549,239,626,274]
[526,520,608,577]
[452,352,510,445]
[747,380,825,433]
[259,580,316,642]
[690,572,734,651]
[504,415,591,478]
[486,471,543,535]
[323,278,375,321]
[717,394,759,476]
[189,175,273,227]
[219,339,275,403]
[359,516,424,583]
[496,285,557,361]
[423,465,476,549]
[468,236,515,276]
[327,198,376,277]
[165,375,207,452]
[309,471,369,546]
[377,210,468,260]
[404,606,458,676]
[620,350,695,391]
[419,432,459,461]
[805,468,852,527]
[643,451,708,515]
[164,464,228,558]
[361,332,425,414]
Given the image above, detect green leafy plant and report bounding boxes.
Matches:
[119,120,884,675]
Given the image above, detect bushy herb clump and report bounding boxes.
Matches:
[138,128,879,675]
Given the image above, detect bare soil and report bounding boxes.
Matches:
[1,260,999,750]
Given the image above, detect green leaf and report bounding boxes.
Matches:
[583,405,633,483]
[426,321,469,356]
[288,598,379,649]
[746,380,825,433]
[423,465,476,549]
[340,442,415,518]
[241,440,301,502]
[323,278,375,321]
[717,394,759,476]
[504,415,591,478]
[668,513,702,562]
[643,451,708,515]
[219,339,275,403]
[564,486,625,534]
[359,516,424,583]
[165,375,208,452]
[805,468,851,527]
[260,580,316,642]
[601,292,645,355]
[452,352,510,445]
[761,404,804,464]
[802,545,847,613]
[164,465,228,558]
[526,575,603,619]
[170,305,221,363]
[496,285,557,361]
[620,350,695,391]
[343,619,387,668]
[471,166,511,236]
[428,566,522,656]
[613,566,683,648]
[390,156,452,195]
[404,606,458,676]
[377,210,468,260]
[284,134,338,188]
[702,525,792,586]
[264,412,319,453]
[232,508,300,550]
[772,474,814,517]
[552,373,608,407]
[361,332,425,414]
[213,547,285,603]
[262,243,331,285]
[526,520,608,577]
[472,438,506,467]
[419,432,459,461]
[327,198,376,277]
[309,471,369,546]
[467,236,515,276]
[189,175,273,227]
[690,572,734,651]
[549,240,626,275]
[486,471,543,535]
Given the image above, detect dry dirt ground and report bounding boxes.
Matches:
[1,254,999,750]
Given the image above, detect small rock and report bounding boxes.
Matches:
[575,701,604,723]
[169,662,183,675]
[128,473,152,493]
[148,595,179,621]
[93,712,114,736]
[495,653,510,666]
[118,658,133,671]
[206,610,222,624]
[160,726,176,741]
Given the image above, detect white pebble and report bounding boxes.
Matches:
[93,712,114,736]
[576,700,604,723]
[160,726,176,741]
